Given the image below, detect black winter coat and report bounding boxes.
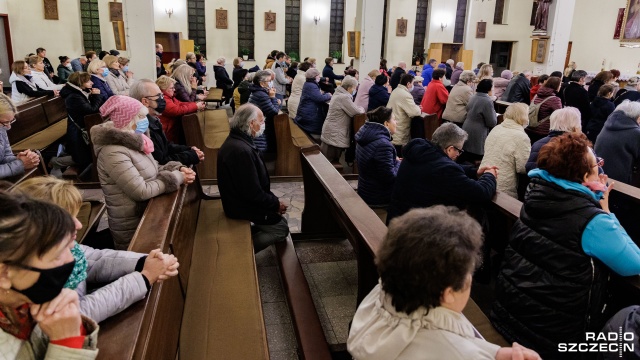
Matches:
[491,177,608,359]
[237,80,252,106]
[588,79,605,102]
[586,96,615,143]
[614,89,640,106]
[248,84,279,153]
[147,115,199,166]
[595,110,640,183]
[355,122,400,206]
[232,67,248,91]
[386,138,496,223]
[294,80,331,135]
[501,74,531,105]
[525,130,564,173]
[367,85,390,111]
[213,65,233,89]
[389,67,406,90]
[322,65,344,85]
[561,82,592,128]
[60,84,104,169]
[218,129,282,225]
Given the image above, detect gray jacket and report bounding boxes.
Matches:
[105,71,133,96]
[272,61,290,96]
[321,86,365,148]
[91,122,184,249]
[77,245,147,323]
[442,82,474,124]
[0,129,25,179]
[462,93,497,155]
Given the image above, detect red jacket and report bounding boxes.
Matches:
[159,92,198,144]
[530,84,541,102]
[420,79,449,119]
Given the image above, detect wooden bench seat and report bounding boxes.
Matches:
[183,110,230,181]
[11,119,67,152]
[75,200,106,243]
[204,88,225,108]
[274,114,315,176]
[10,96,67,152]
[494,100,511,114]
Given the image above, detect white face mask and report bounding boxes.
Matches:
[65,64,72,70]
[240,62,244,68]
[255,122,266,137]
[351,89,357,96]
[268,81,274,88]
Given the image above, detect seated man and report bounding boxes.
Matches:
[386,122,498,224]
[129,79,204,166]
[217,104,289,252]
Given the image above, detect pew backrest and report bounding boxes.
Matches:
[274,114,315,176]
[9,96,67,152]
[183,110,229,181]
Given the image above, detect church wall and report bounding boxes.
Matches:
[0,0,8,14]
[383,0,418,68]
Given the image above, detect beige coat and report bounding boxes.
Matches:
[321,86,365,149]
[348,284,501,360]
[105,72,133,96]
[1,316,99,359]
[442,82,474,124]
[287,70,306,119]
[92,122,183,249]
[387,85,422,146]
[480,118,531,198]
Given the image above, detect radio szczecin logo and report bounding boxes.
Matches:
[558,328,635,357]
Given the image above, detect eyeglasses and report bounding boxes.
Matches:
[596,157,604,167]
[451,145,464,155]
[144,93,164,100]
[168,87,175,91]
[0,118,16,128]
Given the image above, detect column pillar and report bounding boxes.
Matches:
[354,0,385,73]
[534,0,576,75]
[123,0,156,80]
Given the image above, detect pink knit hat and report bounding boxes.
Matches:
[99,95,143,129]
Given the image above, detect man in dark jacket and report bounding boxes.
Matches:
[501,71,532,105]
[420,59,436,87]
[595,101,640,184]
[559,70,592,128]
[213,57,234,105]
[218,103,289,253]
[386,122,497,224]
[389,62,407,90]
[445,59,454,80]
[130,79,204,166]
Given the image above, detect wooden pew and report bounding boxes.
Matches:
[494,100,511,115]
[299,146,509,346]
[410,113,440,140]
[204,88,224,108]
[97,178,268,360]
[182,110,230,181]
[274,114,315,176]
[15,95,51,112]
[10,96,67,152]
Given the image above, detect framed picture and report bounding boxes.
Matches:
[113,21,126,50]
[265,12,276,31]
[396,18,407,37]
[622,0,640,42]
[43,0,58,20]
[615,8,626,39]
[109,2,123,22]
[347,31,361,58]
[216,8,228,29]
[476,21,487,38]
[531,38,548,63]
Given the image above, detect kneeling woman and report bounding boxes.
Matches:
[92,95,196,249]
[348,206,540,359]
[492,132,640,359]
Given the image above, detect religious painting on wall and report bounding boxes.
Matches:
[216,8,228,29]
[109,2,123,22]
[531,38,547,63]
[615,8,626,39]
[265,11,276,31]
[43,0,58,20]
[476,21,486,38]
[622,0,640,42]
[347,31,360,58]
[113,21,126,50]
[396,18,408,37]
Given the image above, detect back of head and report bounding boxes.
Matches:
[594,71,613,84]
[68,71,91,88]
[399,74,414,87]
[615,100,640,122]
[477,62,485,69]
[299,62,311,72]
[98,50,109,60]
[229,103,260,135]
[537,74,550,85]
[598,84,615,98]
[501,70,513,80]
[571,70,588,82]
[610,69,621,79]
[11,177,82,216]
[172,64,193,88]
[476,79,493,93]
[446,59,455,66]
[377,206,482,313]
[109,49,120,56]
[129,79,156,101]
[432,69,446,80]
[432,122,468,150]
[537,132,592,183]
[459,70,476,84]
[375,74,388,86]
[543,76,561,91]
[550,71,563,78]
[504,103,529,126]
[366,106,393,125]
[456,62,464,69]
[0,93,17,116]
[550,107,582,132]
[341,76,358,90]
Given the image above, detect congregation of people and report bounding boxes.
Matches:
[1,38,640,359]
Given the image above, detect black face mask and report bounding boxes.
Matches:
[11,260,76,304]
[154,97,167,114]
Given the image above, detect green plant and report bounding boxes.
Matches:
[194,44,201,55]
[241,48,250,56]
[288,51,299,61]
[331,50,342,62]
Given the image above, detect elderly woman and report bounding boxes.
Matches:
[410,76,425,105]
[443,70,476,126]
[462,79,497,162]
[156,75,204,144]
[287,62,311,119]
[355,106,400,207]
[0,93,40,179]
[354,69,380,110]
[91,95,195,249]
[57,56,73,84]
[12,177,179,323]
[9,60,56,104]
[213,57,234,105]
[525,107,581,172]
[294,68,332,140]
[388,74,422,151]
[420,69,449,120]
[450,61,465,85]
[103,54,134,96]
[171,64,205,103]
[368,74,391,111]
[249,70,281,153]
[492,132,640,359]
[59,72,105,172]
[0,193,99,358]
[348,206,540,360]
[28,55,64,92]
[480,103,531,198]
[320,76,365,162]
[493,70,512,100]
[526,76,563,142]
[87,59,114,102]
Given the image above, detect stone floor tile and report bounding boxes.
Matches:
[262,301,292,325]
[255,246,277,267]
[322,295,357,320]
[323,328,338,345]
[337,260,358,286]
[266,322,297,352]
[295,240,356,264]
[269,349,299,360]
[330,317,353,344]
[257,266,285,303]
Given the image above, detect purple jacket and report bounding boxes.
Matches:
[174,81,197,102]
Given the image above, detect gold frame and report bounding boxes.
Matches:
[43,0,59,20]
[216,8,228,29]
[531,38,548,63]
[109,2,123,22]
[265,11,276,31]
[621,0,640,42]
[396,18,407,37]
[347,31,361,58]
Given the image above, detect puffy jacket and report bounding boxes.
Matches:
[91,122,184,249]
[287,70,307,119]
[158,91,198,144]
[213,64,233,89]
[355,122,400,206]
[57,64,73,84]
[450,66,464,85]
[0,129,24,179]
[248,84,280,153]
[420,79,449,119]
[388,85,422,147]
[60,83,104,169]
[173,81,197,103]
[321,86,365,149]
[410,83,425,105]
[30,70,63,91]
[462,93,497,155]
[354,75,375,110]
[294,80,331,135]
[9,72,52,104]
[527,86,562,137]
[386,138,496,223]
[561,82,592,128]
[421,64,434,87]
[105,70,133,96]
[367,85,390,111]
[232,67,248,91]
[442,82,474,124]
[501,74,531,105]
[148,115,199,166]
[492,76,511,100]
[237,80,252,106]
[586,96,615,143]
[491,174,608,359]
[91,74,114,102]
[525,130,564,173]
[595,110,640,183]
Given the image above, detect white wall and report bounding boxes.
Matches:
[427,0,457,44]
[384,0,417,66]
[0,0,8,14]
[301,0,331,65]
[153,0,188,36]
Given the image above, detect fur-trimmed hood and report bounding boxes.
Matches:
[91,121,144,157]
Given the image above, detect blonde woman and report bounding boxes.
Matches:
[480,103,531,198]
[563,61,576,83]
[28,55,64,91]
[171,64,205,103]
[87,59,114,101]
[103,54,133,96]
[0,93,40,178]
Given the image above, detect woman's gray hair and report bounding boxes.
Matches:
[341,76,358,90]
[229,103,261,136]
[616,100,640,122]
[459,70,476,84]
[431,123,468,150]
[253,70,272,85]
[456,62,464,68]
[550,107,582,132]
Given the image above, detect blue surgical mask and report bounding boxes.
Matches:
[135,118,149,133]
[102,68,110,77]
[123,65,129,72]
[352,89,357,96]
